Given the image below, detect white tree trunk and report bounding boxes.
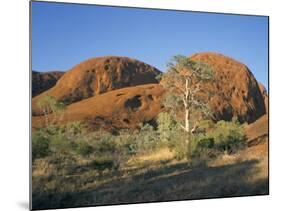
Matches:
[185,77,190,144]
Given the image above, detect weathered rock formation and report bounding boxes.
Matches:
[32,71,64,97]
[32,56,160,115]
[32,84,164,131]
[189,52,266,123]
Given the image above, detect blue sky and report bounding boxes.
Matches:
[32,1,268,89]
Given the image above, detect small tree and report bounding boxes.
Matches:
[161,55,214,146]
[37,95,66,126]
[157,112,177,142]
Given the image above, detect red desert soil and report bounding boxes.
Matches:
[188,52,266,123]
[32,84,164,131]
[32,71,64,97]
[32,56,160,115]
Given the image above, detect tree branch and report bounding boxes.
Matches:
[179,123,188,132]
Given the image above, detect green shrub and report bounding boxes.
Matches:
[94,133,116,155]
[48,133,76,154]
[88,157,118,172]
[212,120,246,154]
[174,141,188,160]
[115,124,164,156]
[187,119,246,159]
[74,142,94,157]
[115,130,139,156]
[136,124,159,152]
[32,132,50,161]
[63,121,86,140]
[197,120,215,134]
[157,112,177,142]
[188,134,215,159]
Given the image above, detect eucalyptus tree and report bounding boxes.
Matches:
[160,55,214,145]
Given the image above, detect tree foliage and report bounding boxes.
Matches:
[161,55,214,145]
[37,95,66,126]
[157,112,177,142]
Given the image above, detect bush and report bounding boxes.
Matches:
[48,132,76,154]
[165,127,188,160]
[157,112,177,142]
[63,121,86,140]
[212,120,246,154]
[115,129,139,156]
[32,132,50,161]
[136,124,159,152]
[88,157,119,172]
[74,142,94,157]
[188,120,246,159]
[94,132,116,155]
[188,134,215,159]
[173,141,188,160]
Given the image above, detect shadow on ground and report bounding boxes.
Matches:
[32,159,268,210]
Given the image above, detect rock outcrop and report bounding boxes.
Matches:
[32,71,64,97]
[32,84,164,131]
[32,56,160,115]
[258,82,268,113]
[189,52,266,123]
[32,53,268,131]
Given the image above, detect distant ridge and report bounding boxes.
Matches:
[32,70,64,97]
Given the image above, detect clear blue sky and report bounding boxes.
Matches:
[32,1,268,89]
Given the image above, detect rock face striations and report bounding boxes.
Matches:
[189,52,266,123]
[32,56,160,115]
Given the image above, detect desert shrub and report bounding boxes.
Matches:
[188,119,246,159]
[158,121,189,160]
[188,134,215,159]
[74,142,94,157]
[157,112,177,142]
[88,157,119,172]
[37,95,65,114]
[93,132,116,155]
[170,131,187,160]
[196,120,215,134]
[48,132,76,155]
[33,122,89,158]
[32,132,50,161]
[114,124,161,156]
[115,130,139,156]
[211,120,246,154]
[173,140,188,160]
[46,153,77,175]
[157,112,190,159]
[136,124,159,153]
[63,121,86,140]
[81,131,131,169]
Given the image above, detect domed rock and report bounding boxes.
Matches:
[32,56,161,115]
[32,84,164,131]
[189,52,266,123]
